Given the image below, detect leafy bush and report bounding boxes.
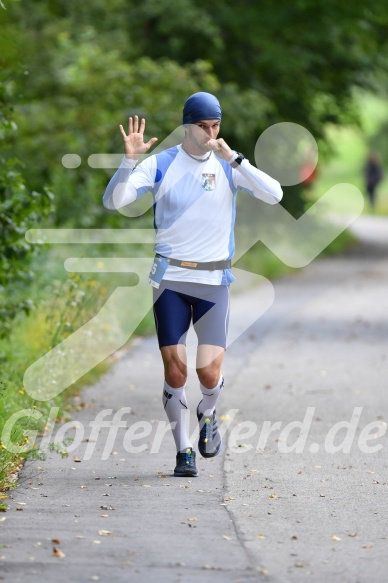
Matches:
[0,79,54,338]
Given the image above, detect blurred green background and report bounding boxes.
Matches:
[1,0,388,488]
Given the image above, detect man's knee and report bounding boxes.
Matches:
[164,361,187,388]
[196,366,220,389]
[161,346,188,388]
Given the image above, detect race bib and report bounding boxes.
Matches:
[148,255,170,288]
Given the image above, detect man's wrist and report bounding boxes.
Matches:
[121,156,138,168]
[229,151,245,168]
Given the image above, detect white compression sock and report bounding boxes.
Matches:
[197,376,224,417]
[162,381,192,452]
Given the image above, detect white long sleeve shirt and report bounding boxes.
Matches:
[103,145,283,285]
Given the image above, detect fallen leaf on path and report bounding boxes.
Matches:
[257,534,266,539]
[259,568,269,575]
[222,535,231,540]
[100,514,109,518]
[53,547,65,557]
[52,539,60,544]
[268,493,278,499]
[331,535,342,541]
[348,532,357,537]
[142,484,151,488]
[0,518,6,522]
[73,457,81,462]
[98,530,112,536]
[188,517,197,521]
[100,505,115,511]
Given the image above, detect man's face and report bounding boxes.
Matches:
[185,119,221,152]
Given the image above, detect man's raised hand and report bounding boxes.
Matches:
[119,115,158,159]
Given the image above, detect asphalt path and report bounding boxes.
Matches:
[1,215,388,583]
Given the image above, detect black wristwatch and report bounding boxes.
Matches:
[231,152,245,168]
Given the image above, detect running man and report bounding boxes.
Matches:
[103,92,283,477]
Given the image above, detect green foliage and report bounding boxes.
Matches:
[2,0,387,224]
[0,268,111,489]
[0,77,54,338]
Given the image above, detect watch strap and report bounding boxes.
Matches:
[230,151,245,168]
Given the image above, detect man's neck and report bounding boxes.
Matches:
[182,139,209,157]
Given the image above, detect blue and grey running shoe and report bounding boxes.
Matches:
[174,447,199,477]
[197,404,222,458]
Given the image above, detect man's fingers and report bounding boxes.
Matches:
[127,115,148,136]
[146,137,158,148]
[133,115,139,134]
[207,139,219,151]
[121,116,156,152]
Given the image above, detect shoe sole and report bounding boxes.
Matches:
[174,470,199,477]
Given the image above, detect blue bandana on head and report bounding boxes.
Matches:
[182,92,222,125]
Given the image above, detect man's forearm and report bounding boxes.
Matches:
[235,158,283,204]
[102,158,138,210]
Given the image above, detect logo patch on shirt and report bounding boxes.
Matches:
[202,173,216,191]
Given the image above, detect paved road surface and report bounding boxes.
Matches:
[1,215,388,583]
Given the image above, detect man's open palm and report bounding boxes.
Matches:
[119,115,158,159]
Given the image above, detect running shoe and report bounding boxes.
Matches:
[197,404,222,458]
[174,447,199,477]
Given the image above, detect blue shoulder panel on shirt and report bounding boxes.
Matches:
[154,147,180,197]
[217,158,238,261]
[218,158,236,194]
